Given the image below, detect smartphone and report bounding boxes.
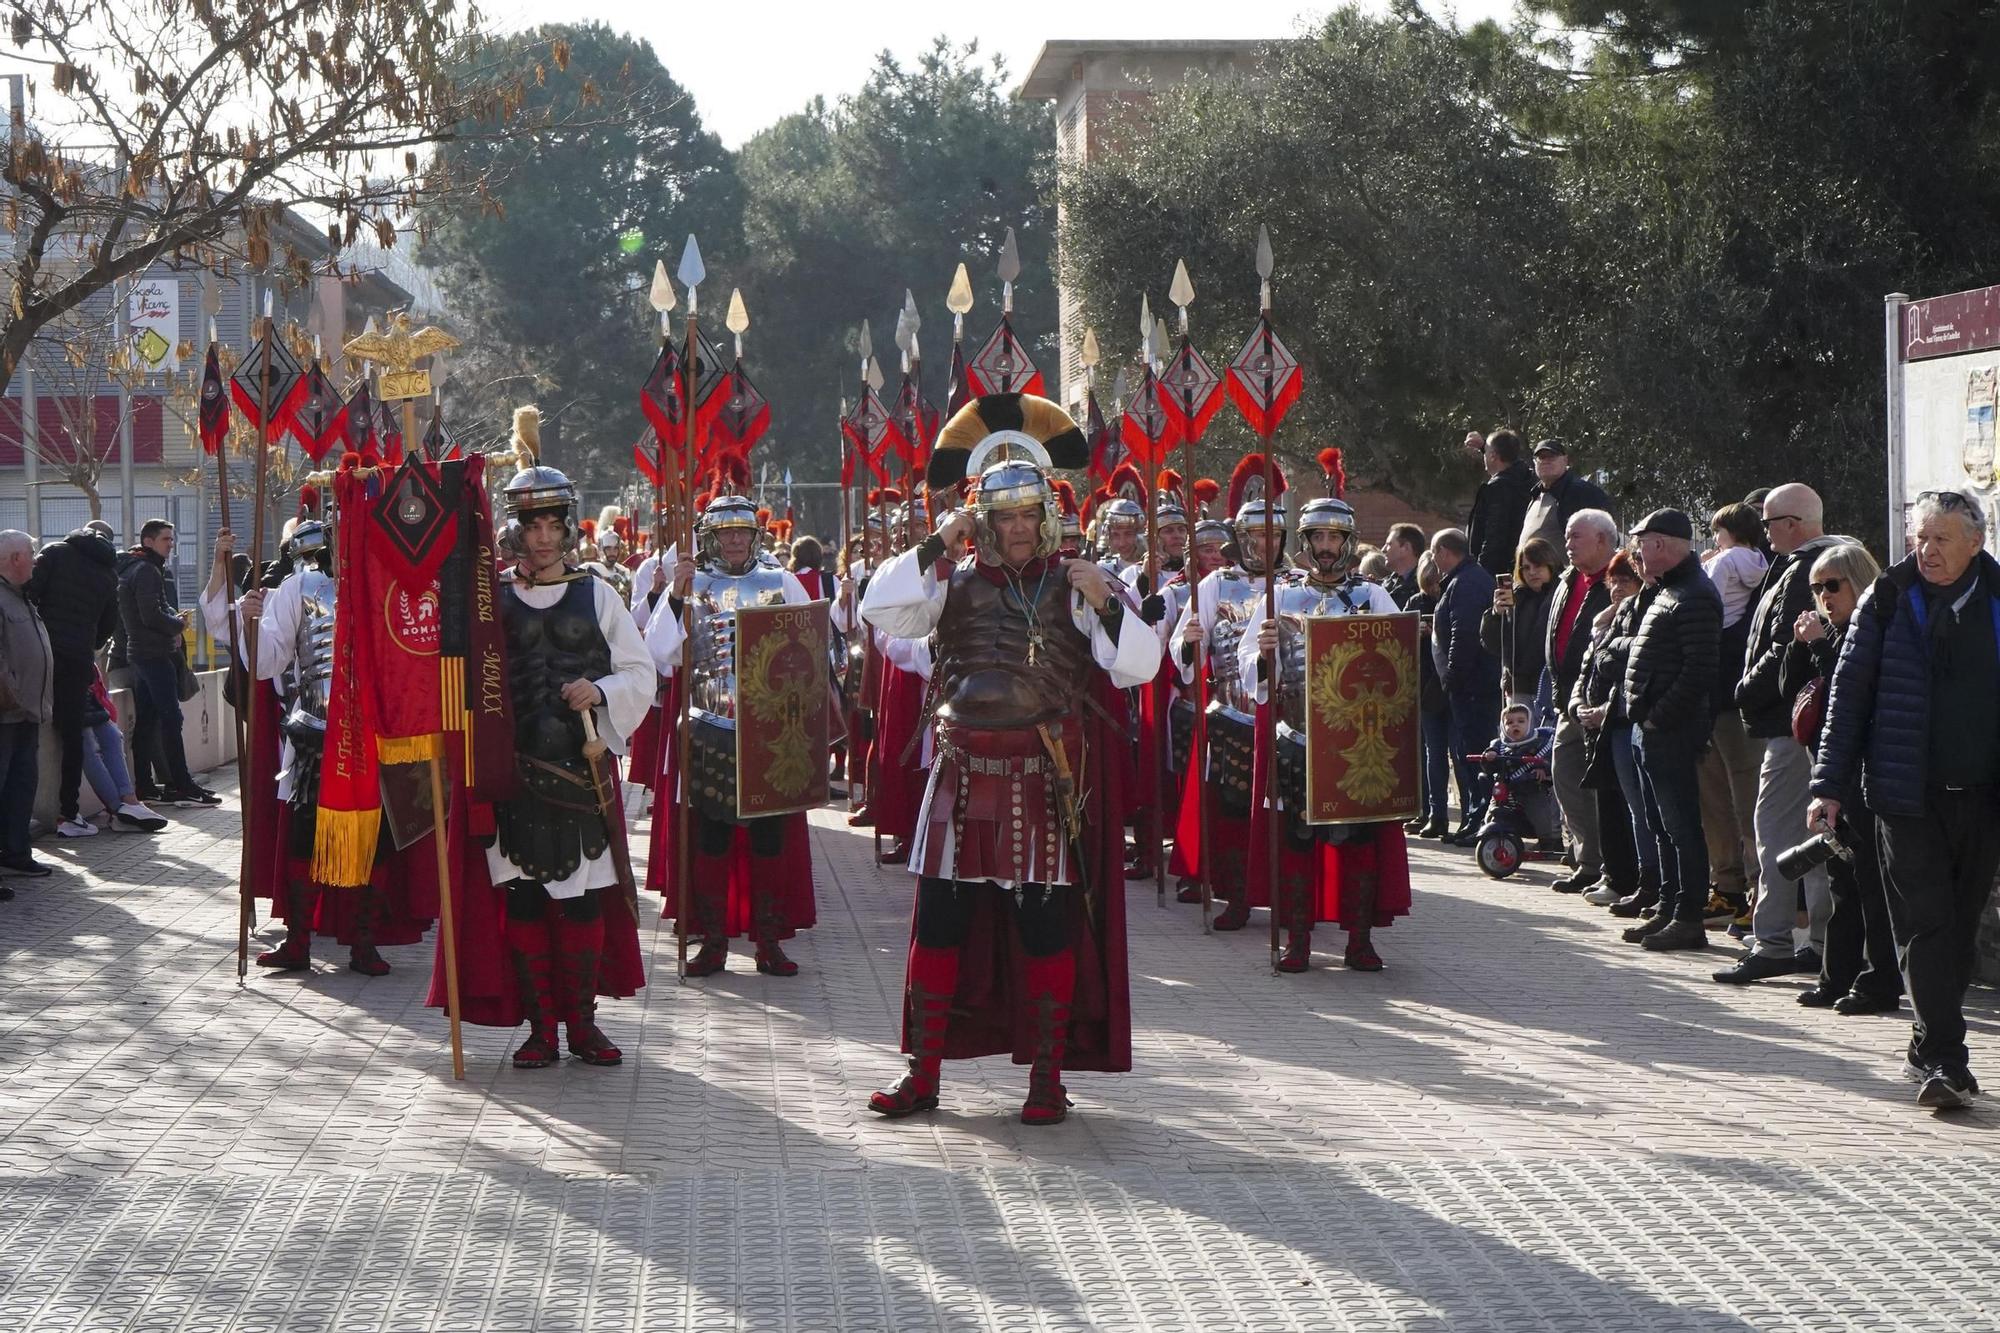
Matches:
[1497,574,1514,592]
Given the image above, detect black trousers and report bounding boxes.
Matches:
[1822,808,1901,1000]
[1596,778,1639,893]
[915,876,1068,957]
[1876,789,2000,1071]
[49,652,90,820]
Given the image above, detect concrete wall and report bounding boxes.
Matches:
[31,668,237,824]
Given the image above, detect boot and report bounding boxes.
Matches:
[753,894,799,976]
[1175,878,1202,905]
[1343,866,1384,972]
[553,914,621,1065]
[506,917,560,1068]
[685,936,729,977]
[869,943,958,1117]
[1277,929,1312,973]
[1212,898,1250,931]
[1020,951,1076,1126]
[346,886,391,975]
[257,884,316,970]
[347,944,390,977]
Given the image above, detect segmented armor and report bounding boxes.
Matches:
[495,577,614,883]
[686,563,792,719]
[279,567,336,816]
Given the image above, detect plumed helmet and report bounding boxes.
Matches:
[1296,497,1357,537]
[697,493,761,565]
[1155,468,1189,528]
[930,393,1085,564]
[502,404,580,556]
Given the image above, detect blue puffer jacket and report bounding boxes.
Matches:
[1811,551,2000,818]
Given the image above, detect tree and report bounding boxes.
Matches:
[418,23,741,486]
[12,302,155,519]
[1058,9,1561,505]
[0,0,608,399]
[734,41,1055,492]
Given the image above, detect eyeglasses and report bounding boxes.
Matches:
[1809,578,1845,595]
[1916,490,1989,525]
[1760,514,1801,529]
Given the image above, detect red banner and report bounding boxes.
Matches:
[1302,613,1421,825]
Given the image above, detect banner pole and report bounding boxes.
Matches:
[675,310,700,983]
[235,312,276,983]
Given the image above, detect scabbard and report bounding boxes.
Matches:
[586,752,640,918]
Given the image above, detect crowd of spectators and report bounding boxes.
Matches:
[1377,433,1999,1113]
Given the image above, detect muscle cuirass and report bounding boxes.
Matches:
[687,562,791,718]
[1205,567,1267,717]
[932,560,1093,731]
[495,576,613,883]
[1270,576,1373,730]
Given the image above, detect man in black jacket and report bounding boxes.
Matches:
[1432,528,1502,840]
[117,520,218,807]
[1519,440,1616,553]
[1620,509,1722,952]
[1724,483,1844,982]
[27,526,122,836]
[1543,510,1618,891]
[1382,522,1425,609]
[1463,429,1535,578]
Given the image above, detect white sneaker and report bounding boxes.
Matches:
[55,817,99,838]
[114,802,169,833]
[1583,885,1623,906]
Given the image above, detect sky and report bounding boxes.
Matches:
[486,0,1522,147]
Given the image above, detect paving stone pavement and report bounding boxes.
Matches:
[0,776,1996,1330]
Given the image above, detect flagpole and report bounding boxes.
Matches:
[1256,297,1283,976]
[838,398,855,810]
[206,320,259,964]
[674,237,705,984]
[1140,329,1165,911]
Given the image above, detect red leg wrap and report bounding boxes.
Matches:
[1020,950,1076,1125]
[552,913,620,1065]
[869,943,959,1117]
[505,916,559,1068]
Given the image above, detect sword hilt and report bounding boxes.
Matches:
[581,706,609,760]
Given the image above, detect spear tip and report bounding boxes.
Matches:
[998,228,1021,285]
[946,263,974,315]
[677,234,705,290]
[725,288,749,336]
[649,259,677,313]
[1169,259,1195,310]
[859,318,873,359]
[1255,224,1274,281]
[1080,327,1101,369]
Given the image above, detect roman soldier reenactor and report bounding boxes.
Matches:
[1238,449,1414,972]
[647,490,820,976]
[1093,462,1146,583]
[239,508,433,975]
[1168,456,1288,917]
[489,437,655,1066]
[861,393,1161,1125]
[871,492,937,865]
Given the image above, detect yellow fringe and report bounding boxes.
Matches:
[377,733,441,764]
[312,807,381,888]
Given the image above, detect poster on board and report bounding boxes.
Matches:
[1886,285,2000,553]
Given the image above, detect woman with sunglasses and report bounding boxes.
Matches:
[1780,544,1901,1015]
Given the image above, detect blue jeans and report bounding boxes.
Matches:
[1447,690,1500,825]
[1608,723,1662,890]
[131,656,193,789]
[81,718,135,810]
[0,719,39,861]
[1420,707,1452,827]
[1633,723,1711,922]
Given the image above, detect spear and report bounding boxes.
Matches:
[896,289,925,549]
[648,260,677,559]
[236,289,278,983]
[674,234,705,983]
[1169,258,1214,933]
[1136,295,1168,909]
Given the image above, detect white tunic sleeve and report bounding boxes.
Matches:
[199,586,234,647]
[253,577,304,682]
[591,581,656,755]
[860,546,944,640]
[643,583,689,677]
[1237,591,1275,705]
[1074,589,1162,689]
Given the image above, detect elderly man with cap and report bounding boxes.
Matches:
[861,392,1160,1126]
[1619,508,1724,953]
[1519,439,1615,555]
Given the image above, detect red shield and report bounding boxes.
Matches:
[734,600,833,819]
[1302,613,1421,825]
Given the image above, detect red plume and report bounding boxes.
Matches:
[694,489,714,514]
[1316,447,1347,500]
[708,454,751,493]
[339,451,363,471]
[1051,477,1079,517]
[1227,452,1287,515]
[1192,477,1221,512]
[1080,484,1109,526]
[755,506,772,527]
[1107,461,1145,504]
[298,485,320,517]
[579,518,596,536]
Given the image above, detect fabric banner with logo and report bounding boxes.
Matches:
[1301,613,1421,826]
[734,600,832,819]
[314,454,515,886]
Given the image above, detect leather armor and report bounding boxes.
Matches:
[932,560,1093,731]
[495,576,614,883]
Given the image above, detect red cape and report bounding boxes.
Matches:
[871,661,927,844]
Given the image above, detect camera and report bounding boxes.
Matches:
[1775,828,1852,881]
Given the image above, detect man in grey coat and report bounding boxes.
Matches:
[0,530,56,883]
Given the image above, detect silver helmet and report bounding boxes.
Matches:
[697,494,762,565]
[1296,496,1359,575]
[503,464,579,555]
[971,457,1061,563]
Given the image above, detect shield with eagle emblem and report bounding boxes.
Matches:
[1301,612,1421,825]
[733,599,833,819]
